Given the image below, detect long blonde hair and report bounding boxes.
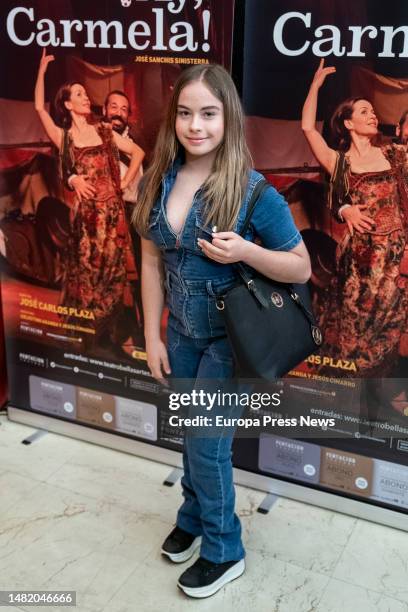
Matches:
[132,64,252,236]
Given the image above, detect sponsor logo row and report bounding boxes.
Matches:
[259,434,408,510]
[29,376,157,441]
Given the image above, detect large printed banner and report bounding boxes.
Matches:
[2,0,408,517]
[232,0,408,511]
[0,0,234,449]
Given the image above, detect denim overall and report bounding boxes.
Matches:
[148,160,301,563]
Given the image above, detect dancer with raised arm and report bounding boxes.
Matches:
[302,59,408,377]
[34,49,144,350]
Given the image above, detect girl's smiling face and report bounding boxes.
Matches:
[175,80,224,162]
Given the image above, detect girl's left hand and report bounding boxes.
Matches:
[198,231,250,264]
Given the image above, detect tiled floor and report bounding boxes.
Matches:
[1,413,408,612]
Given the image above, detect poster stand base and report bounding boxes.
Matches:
[21,429,48,446]
[257,492,279,514]
[8,406,408,533]
[163,467,183,487]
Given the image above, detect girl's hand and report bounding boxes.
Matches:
[120,178,129,192]
[311,58,336,89]
[342,205,376,234]
[39,47,55,74]
[198,231,250,264]
[145,338,171,385]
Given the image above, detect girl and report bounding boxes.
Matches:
[302,59,408,378]
[133,64,310,598]
[34,49,144,349]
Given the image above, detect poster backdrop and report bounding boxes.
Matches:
[0,0,235,447]
[1,0,408,516]
[233,0,408,512]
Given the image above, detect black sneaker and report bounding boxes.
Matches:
[177,556,245,598]
[161,526,202,563]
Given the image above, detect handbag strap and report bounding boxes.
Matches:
[234,178,270,306]
[238,178,270,238]
[232,179,316,324]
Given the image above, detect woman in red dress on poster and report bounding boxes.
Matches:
[34,49,144,350]
[302,59,408,417]
[302,60,408,378]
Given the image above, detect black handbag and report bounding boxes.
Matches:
[216,179,323,380]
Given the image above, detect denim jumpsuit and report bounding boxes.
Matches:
[148,159,301,563]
